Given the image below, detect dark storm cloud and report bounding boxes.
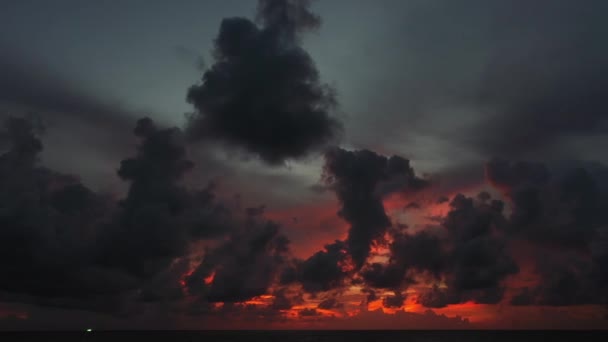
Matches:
[185,0,341,164]
[185,219,290,303]
[382,290,406,309]
[522,253,597,306]
[418,285,451,309]
[317,297,342,310]
[271,287,302,310]
[0,116,264,312]
[485,159,550,191]
[486,159,607,250]
[476,191,491,203]
[486,159,608,307]
[361,288,377,303]
[0,116,131,310]
[470,0,608,158]
[299,308,318,317]
[322,147,429,269]
[280,240,349,294]
[417,194,518,308]
[362,231,444,290]
[363,157,608,309]
[356,188,517,308]
[95,118,212,278]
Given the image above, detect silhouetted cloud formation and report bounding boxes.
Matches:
[0,116,280,313]
[486,159,608,307]
[487,159,606,250]
[359,191,517,308]
[280,240,349,294]
[4,115,607,320]
[0,116,127,311]
[362,230,444,291]
[383,290,406,308]
[429,194,518,306]
[317,297,342,310]
[185,219,290,303]
[186,0,341,164]
[97,118,198,278]
[322,147,429,269]
[4,0,608,330]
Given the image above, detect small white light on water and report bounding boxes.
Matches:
[86,328,92,332]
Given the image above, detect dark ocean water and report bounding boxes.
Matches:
[0,330,606,342]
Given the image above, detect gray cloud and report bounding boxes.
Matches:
[186,0,342,165]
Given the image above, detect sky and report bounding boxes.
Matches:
[0,0,607,330]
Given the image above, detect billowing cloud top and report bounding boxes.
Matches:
[185,0,341,165]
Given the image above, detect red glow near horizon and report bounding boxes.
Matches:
[213,285,503,325]
[172,181,608,329]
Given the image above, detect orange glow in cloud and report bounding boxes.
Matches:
[179,269,215,292]
[408,300,497,324]
[243,294,274,306]
[289,304,344,319]
[381,183,484,233]
[359,291,498,324]
[365,299,405,315]
[178,269,194,288]
[186,285,607,329]
[204,271,215,285]
[178,176,608,329]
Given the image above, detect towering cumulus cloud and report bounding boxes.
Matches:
[0,116,277,313]
[185,218,290,303]
[416,194,519,307]
[185,0,341,164]
[97,118,199,278]
[359,191,518,308]
[322,148,429,270]
[0,116,123,311]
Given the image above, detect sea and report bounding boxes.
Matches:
[0,330,606,342]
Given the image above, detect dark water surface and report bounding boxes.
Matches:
[0,330,606,342]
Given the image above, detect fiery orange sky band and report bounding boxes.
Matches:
[168,181,608,329]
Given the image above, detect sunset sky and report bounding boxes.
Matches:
[1,0,607,330]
